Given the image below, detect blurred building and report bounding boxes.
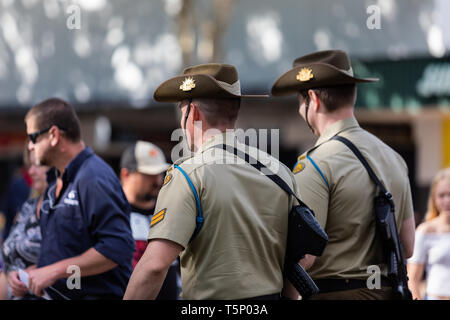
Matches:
[0,0,449,221]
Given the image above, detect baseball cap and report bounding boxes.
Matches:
[120,141,170,175]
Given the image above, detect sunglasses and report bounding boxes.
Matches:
[28,126,52,144]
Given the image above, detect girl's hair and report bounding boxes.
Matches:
[425,167,450,221]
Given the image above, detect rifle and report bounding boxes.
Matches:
[332,136,412,300]
[374,193,412,299]
[284,204,328,299]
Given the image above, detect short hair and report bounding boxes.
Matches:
[300,84,357,112]
[193,98,241,127]
[25,98,81,142]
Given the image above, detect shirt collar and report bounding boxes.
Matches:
[195,130,238,154]
[62,146,94,183]
[46,167,59,185]
[315,116,360,147]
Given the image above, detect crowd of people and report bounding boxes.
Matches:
[0,49,448,300]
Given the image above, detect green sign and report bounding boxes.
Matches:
[353,57,450,110]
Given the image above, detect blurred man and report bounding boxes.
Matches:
[120,140,180,299]
[24,98,135,299]
[124,63,300,300]
[0,146,32,241]
[271,50,415,299]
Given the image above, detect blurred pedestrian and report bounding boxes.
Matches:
[24,97,135,299]
[124,63,300,300]
[408,167,450,300]
[120,140,180,299]
[0,145,32,241]
[0,149,49,300]
[271,50,415,299]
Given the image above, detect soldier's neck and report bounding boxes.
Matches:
[197,125,233,145]
[317,106,354,136]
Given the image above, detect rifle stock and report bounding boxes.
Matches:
[284,205,328,299]
[374,193,412,300]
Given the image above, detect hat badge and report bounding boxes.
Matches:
[180,77,196,91]
[296,68,314,82]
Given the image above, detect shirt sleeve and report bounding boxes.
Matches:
[399,173,414,222]
[408,231,428,264]
[148,166,198,250]
[79,177,135,267]
[294,155,330,229]
[2,199,35,273]
[292,172,302,206]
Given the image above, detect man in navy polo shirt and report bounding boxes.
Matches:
[22,98,135,299]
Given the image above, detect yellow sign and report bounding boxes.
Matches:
[443,117,450,168]
[296,68,314,82]
[180,77,196,91]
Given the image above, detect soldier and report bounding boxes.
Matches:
[270,50,415,299]
[124,63,300,300]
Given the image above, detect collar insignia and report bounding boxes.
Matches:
[293,162,305,174]
[163,173,172,187]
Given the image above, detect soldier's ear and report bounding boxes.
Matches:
[191,103,201,121]
[308,90,321,111]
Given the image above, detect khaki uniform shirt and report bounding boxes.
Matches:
[294,117,413,280]
[148,131,299,299]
